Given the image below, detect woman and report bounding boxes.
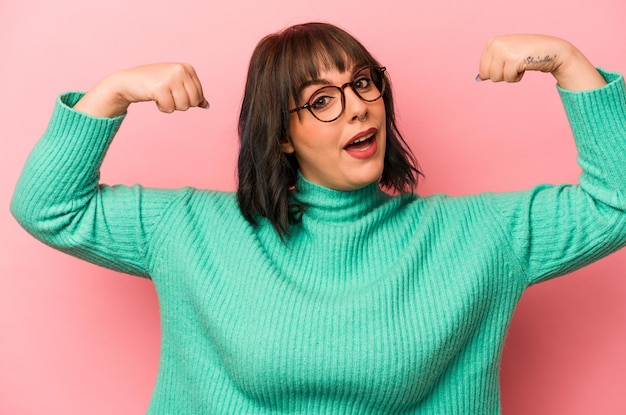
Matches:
[11,22,626,414]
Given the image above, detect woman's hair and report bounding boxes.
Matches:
[237,22,421,237]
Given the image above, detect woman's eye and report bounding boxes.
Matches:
[354,76,371,90]
[310,95,334,110]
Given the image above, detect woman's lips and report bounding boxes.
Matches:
[344,130,378,159]
[344,135,378,159]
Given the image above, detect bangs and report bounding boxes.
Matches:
[275,23,380,106]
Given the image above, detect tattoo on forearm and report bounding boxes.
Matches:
[525,55,557,65]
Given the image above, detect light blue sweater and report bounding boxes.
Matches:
[11,70,626,414]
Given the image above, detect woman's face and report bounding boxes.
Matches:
[284,66,387,191]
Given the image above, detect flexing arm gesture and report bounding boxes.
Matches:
[477,34,607,91]
[73,62,209,118]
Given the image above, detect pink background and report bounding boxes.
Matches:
[2,0,626,413]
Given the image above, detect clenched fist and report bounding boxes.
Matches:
[477,34,606,91]
[74,62,209,118]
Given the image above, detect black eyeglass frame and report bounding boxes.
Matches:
[288,66,387,123]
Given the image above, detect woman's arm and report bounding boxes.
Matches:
[10,63,208,277]
[477,35,626,284]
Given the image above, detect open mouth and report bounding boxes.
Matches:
[344,129,378,159]
[344,132,375,151]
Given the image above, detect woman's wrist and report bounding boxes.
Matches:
[551,42,607,91]
[73,74,131,118]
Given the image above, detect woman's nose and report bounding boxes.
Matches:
[343,86,368,121]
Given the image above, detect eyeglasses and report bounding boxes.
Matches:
[289,66,386,123]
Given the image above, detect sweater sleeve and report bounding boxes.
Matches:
[488,69,626,285]
[10,92,183,278]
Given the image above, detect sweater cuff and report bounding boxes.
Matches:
[557,69,626,208]
[556,69,626,142]
[52,91,126,136]
[57,90,126,123]
[44,91,126,162]
[557,68,625,112]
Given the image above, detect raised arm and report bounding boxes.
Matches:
[476,35,626,284]
[11,63,208,277]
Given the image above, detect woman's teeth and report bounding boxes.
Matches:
[348,133,374,147]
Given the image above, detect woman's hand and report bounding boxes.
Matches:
[477,34,606,91]
[73,63,209,118]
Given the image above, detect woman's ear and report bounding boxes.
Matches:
[281,137,295,154]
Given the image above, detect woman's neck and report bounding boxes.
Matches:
[291,174,389,224]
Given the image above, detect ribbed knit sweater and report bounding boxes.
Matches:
[11,69,626,414]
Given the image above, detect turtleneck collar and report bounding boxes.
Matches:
[291,174,390,223]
